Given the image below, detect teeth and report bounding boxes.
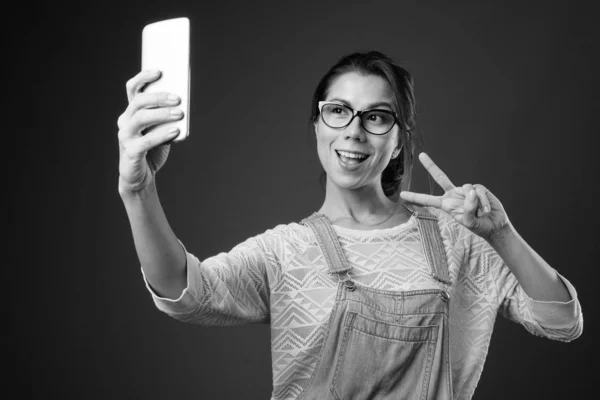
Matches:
[338,151,367,159]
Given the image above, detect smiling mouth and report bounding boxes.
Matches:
[335,150,370,165]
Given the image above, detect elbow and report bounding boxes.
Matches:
[563,319,584,342]
[543,318,584,343]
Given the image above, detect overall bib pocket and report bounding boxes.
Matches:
[331,312,439,400]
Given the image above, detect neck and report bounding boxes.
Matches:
[318,178,403,226]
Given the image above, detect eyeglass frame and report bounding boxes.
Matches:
[317,101,400,135]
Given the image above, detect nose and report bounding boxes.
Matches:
[344,115,367,141]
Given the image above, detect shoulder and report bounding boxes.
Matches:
[257,221,312,241]
[250,220,315,256]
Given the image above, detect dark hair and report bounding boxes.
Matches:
[310,50,420,197]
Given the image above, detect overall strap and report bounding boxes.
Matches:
[301,212,352,275]
[403,205,452,285]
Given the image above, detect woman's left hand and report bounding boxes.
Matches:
[400,153,511,241]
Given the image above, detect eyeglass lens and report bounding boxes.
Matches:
[321,104,395,134]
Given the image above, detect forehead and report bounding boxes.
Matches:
[326,72,394,107]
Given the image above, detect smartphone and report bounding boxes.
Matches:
[141,17,191,142]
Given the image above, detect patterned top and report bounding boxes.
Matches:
[143,207,583,400]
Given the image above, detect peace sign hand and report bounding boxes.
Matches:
[400,153,511,240]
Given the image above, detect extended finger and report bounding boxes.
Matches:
[120,107,184,139]
[474,184,491,214]
[123,125,180,156]
[419,153,455,192]
[125,92,181,117]
[400,191,443,209]
[125,70,162,102]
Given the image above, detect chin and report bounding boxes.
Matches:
[328,173,370,191]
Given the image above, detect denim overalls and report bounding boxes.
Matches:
[297,205,453,400]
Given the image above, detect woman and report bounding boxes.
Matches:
[117,51,583,400]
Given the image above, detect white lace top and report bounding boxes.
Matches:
[142,207,583,400]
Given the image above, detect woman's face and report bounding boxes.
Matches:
[315,72,401,193]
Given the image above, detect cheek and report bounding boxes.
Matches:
[370,134,399,167]
[382,132,400,158]
[316,137,334,171]
[315,124,335,153]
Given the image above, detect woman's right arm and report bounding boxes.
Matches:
[118,70,188,299]
[120,180,187,300]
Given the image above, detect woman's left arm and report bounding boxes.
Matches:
[401,152,571,302]
[486,222,570,302]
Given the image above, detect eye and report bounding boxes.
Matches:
[323,104,350,117]
[365,111,391,124]
[330,106,349,115]
[367,113,382,122]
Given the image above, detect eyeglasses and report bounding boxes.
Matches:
[318,101,398,135]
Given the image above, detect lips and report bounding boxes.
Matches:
[335,150,370,170]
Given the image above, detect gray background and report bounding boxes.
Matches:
[11,0,597,398]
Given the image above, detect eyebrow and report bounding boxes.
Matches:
[326,98,395,111]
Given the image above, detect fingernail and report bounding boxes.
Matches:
[167,94,179,102]
[485,206,490,213]
[168,127,179,134]
[170,109,183,117]
[469,189,475,199]
[150,69,160,76]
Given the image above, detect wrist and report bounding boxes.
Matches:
[486,221,517,251]
[118,175,157,201]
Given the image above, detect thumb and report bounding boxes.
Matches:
[463,189,479,227]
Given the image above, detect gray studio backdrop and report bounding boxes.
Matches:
[13,0,596,399]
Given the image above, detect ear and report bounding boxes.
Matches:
[392,144,403,159]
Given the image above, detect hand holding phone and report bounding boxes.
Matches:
[141,17,191,142]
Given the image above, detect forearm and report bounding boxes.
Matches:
[120,178,187,299]
[487,224,571,302]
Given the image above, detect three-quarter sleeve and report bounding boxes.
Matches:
[141,236,273,326]
[495,256,583,342]
[457,226,585,342]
